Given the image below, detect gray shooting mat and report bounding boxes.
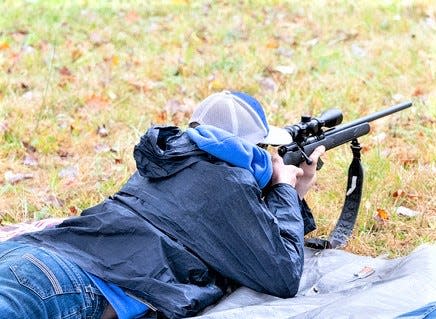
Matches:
[193,244,436,319]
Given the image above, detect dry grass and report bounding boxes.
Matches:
[0,0,435,257]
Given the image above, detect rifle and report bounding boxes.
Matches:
[277,101,412,250]
[278,101,412,167]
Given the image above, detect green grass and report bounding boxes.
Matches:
[0,0,435,257]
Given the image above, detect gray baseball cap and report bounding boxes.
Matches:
[189,91,292,145]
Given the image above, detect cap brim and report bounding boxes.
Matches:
[261,126,293,146]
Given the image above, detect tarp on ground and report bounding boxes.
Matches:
[193,244,436,319]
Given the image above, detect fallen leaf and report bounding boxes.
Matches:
[374,208,389,221]
[68,206,79,216]
[85,94,110,109]
[59,66,72,77]
[396,206,421,217]
[4,171,34,184]
[266,38,279,49]
[412,88,424,96]
[392,189,420,199]
[104,55,119,66]
[114,158,123,164]
[399,158,418,167]
[0,41,10,50]
[57,149,71,158]
[153,111,167,124]
[71,49,83,61]
[22,141,37,153]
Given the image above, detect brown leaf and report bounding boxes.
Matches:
[59,66,72,77]
[71,49,83,61]
[114,158,123,164]
[375,208,389,221]
[104,55,119,67]
[392,189,420,199]
[0,41,10,50]
[22,141,37,153]
[57,149,71,158]
[154,111,168,124]
[85,94,110,109]
[68,206,79,216]
[399,158,418,167]
[412,87,424,96]
[266,38,279,49]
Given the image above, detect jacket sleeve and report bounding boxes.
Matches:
[193,179,308,298]
[261,183,306,296]
[265,184,317,235]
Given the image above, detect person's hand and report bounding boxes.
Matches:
[295,146,325,199]
[270,154,303,187]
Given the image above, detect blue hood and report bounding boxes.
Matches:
[186,125,272,188]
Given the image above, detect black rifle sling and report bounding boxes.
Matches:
[305,139,364,250]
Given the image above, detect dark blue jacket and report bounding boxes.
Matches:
[13,126,315,318]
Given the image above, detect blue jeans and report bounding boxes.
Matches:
[0,240,108,319]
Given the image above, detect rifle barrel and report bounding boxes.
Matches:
[332,101,412,132]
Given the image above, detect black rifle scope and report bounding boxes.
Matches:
[284,109,343,143]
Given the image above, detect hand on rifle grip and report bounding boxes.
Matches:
[295,146,325,199]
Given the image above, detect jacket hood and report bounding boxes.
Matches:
[133,126,207,179]
[186,125,272,188]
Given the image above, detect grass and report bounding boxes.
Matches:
[0,0,435,257]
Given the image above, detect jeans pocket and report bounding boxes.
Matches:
[10,251,81,300]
